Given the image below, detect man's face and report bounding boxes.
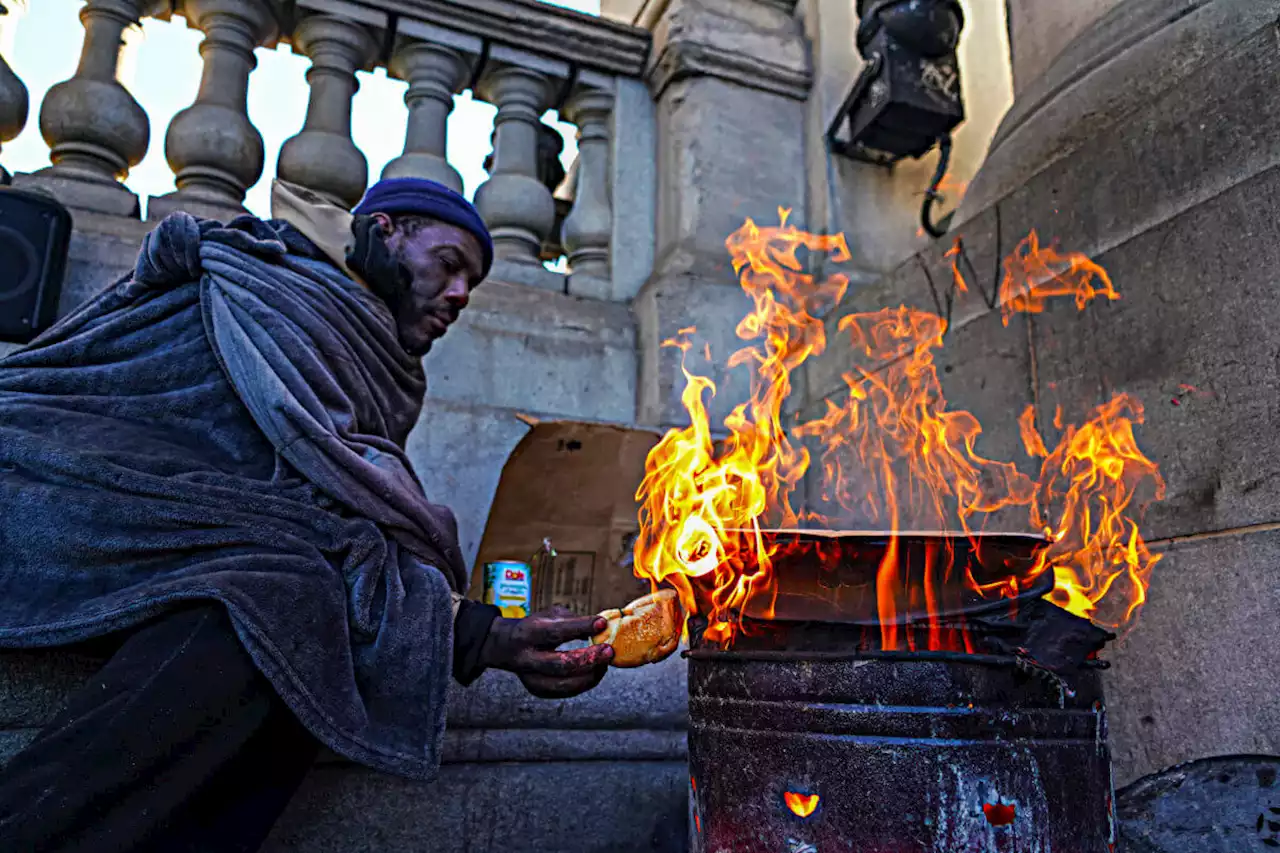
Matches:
[374,214,485,357]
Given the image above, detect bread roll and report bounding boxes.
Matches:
[592,588,682,668]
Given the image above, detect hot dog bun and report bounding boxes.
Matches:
[592,588,682,668]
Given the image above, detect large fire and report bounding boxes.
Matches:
[633,211,1165,647]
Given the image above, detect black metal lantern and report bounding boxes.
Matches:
[827,0,967,235]
[829,0,966,164]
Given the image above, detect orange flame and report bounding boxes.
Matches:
[999,231,1119,325]
[784,792,820,818]
[1020,397,1166,630]
[945,239,969,294]
[633,210,850,643]
[633,213,1163,646]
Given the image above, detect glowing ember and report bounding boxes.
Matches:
[984,802,1017,826]
[784,791,820,818]
[633,211,1163,646]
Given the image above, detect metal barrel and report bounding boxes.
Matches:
[687,649,1114,853]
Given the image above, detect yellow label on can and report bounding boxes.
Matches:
[484,561,531,619]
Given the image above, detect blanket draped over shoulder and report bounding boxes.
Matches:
[0,212,466,780]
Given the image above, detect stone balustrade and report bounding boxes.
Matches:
[0,0,657,301]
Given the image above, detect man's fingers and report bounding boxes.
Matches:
[520,643,613,677]
[525,613,608,647]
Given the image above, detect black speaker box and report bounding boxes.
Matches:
[0,186,72,344]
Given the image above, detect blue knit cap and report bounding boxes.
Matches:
[353,177,494,278]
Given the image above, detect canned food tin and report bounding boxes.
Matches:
[483,561,532,618]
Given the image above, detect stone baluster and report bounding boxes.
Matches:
[15,0,153,215]
[473,49,568,268]
[0,9,27,184]
[276,11,380,208]
[561,80,616,299]
[148,0,276,221]
[381,26,479,194]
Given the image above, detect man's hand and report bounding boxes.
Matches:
[478,606,614,699]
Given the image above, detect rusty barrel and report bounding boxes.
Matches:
[685,531,1114,852]
[687,647,1114,852]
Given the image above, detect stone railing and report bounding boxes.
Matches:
[0,0,656,301]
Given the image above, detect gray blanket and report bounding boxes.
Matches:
[0,212,465,781]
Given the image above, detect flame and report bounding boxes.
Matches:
[784,791,820,818]
[945,239,969,294]
[1020,396,1166,630]
[633,209,850,643]
[999,231,1119,325]
[633,213,1163,646]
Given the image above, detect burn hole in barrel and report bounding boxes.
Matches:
[784,791,820,818]
[983,802,1016,826]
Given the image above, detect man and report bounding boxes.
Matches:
[0,176,614,852]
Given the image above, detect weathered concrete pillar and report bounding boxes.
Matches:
[634,0,812,427]
[277,12,380,208]
[148,0,276,221]
[561,81,615,300]
[382,26,479,194]
[15,0,152,215]
[473,51,567,268]
[1005,0,1123,93]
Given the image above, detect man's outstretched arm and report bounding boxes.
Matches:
[451,600,614,698]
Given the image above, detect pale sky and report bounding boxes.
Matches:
[0,0,600,218]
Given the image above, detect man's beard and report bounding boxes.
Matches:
[404,338,434,358]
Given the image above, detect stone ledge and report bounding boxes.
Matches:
[646,39,812,100]
[261,760,689,853]
[418,285,637,418]
[645,0,811,100]
[308,726,685,765]
[11,171,142,219]
[487,258,569,293]
[461,274,637,346]
[443,726,686,762]
[373,0,652,78]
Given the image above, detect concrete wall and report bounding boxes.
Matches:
[801,0,1016,278]
[1005,0,1124,93]
[798,0,1280,784]
[408,278,638,570]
